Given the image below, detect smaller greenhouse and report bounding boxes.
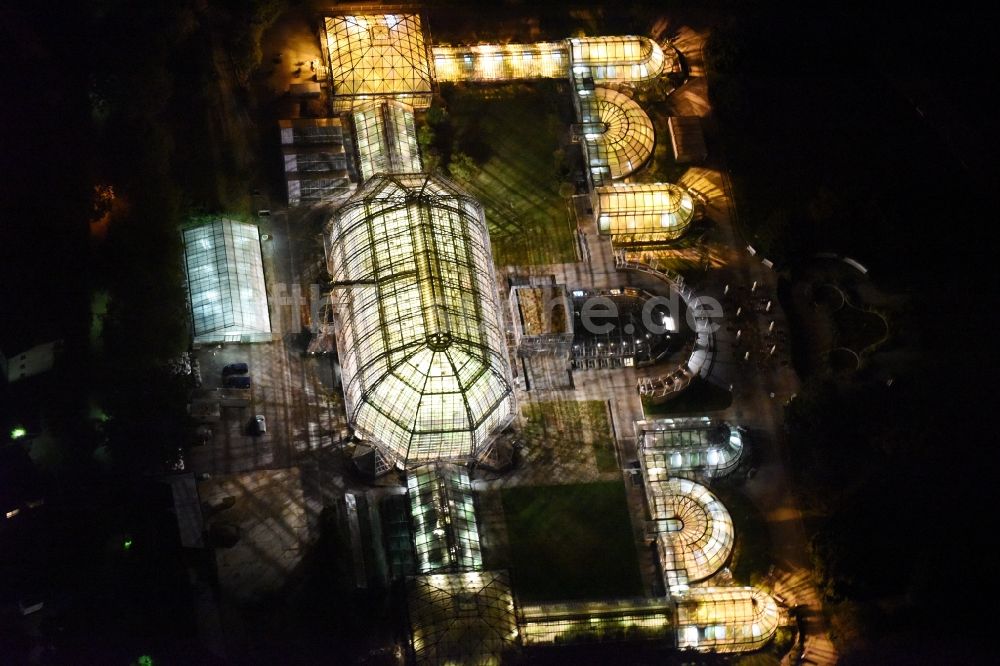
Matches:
[182,219,271,344]
[596,183,694,244]
[322,13,433,111]
[407,463,483,574]
[352,100,422,180]
[579,88,655,183]
[569,36,666,82]
[431,42,568,82]
[646,478,734,592]
[675,587,780,653]
[407,571,519,665]
[637,417,744,479]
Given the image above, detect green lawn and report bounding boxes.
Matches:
[502,481,643,601]
[521,400,618,473]
[440,82,577,266]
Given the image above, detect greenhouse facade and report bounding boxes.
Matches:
[676,587,781,653]
[182,219,271,344]
[325,174,515,468]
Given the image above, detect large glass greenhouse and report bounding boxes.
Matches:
[647,478,734,592]
[407,463,483,574]
[431,42,568,82]
[322,13,433,111]
[325,174,515,468]
[596,183,695,244]
[182,219,271,344]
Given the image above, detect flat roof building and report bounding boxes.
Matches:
[280,118,353,206]
[509,284,574,356]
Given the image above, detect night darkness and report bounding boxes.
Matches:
[1,1,995,664]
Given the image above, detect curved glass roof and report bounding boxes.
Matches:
[581,88,655,180]
[676,587,780,653]
[649,479,734,589]
[183,219,271,344]
[570,36,665,82]
[352,100,422,181]
[637,417,744,479]
[596,183,695,243]
[326,174,515,467]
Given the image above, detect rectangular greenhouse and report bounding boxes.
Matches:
[407,463,483,573]
[407,571,519,665]
[182,219,271,344]
[568,36,666,82]
[431,42,568,82]
[675,587,780,653]
[352,100,422,181]
[596,183,695,244]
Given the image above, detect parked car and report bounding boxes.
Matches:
[224,375,251,389]
[253,415,267,435]
[222,362,248,375]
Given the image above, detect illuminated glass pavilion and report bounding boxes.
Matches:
[648,478,734,592]
[570,36,666,83]
[596,183,695,244]
[322,13,433,111]
[407,463,483,573]
[325,174,515,468]
[638,418,745,480]
[676,587,780,653]
[182,219,271,344]
[352,99,422,181]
